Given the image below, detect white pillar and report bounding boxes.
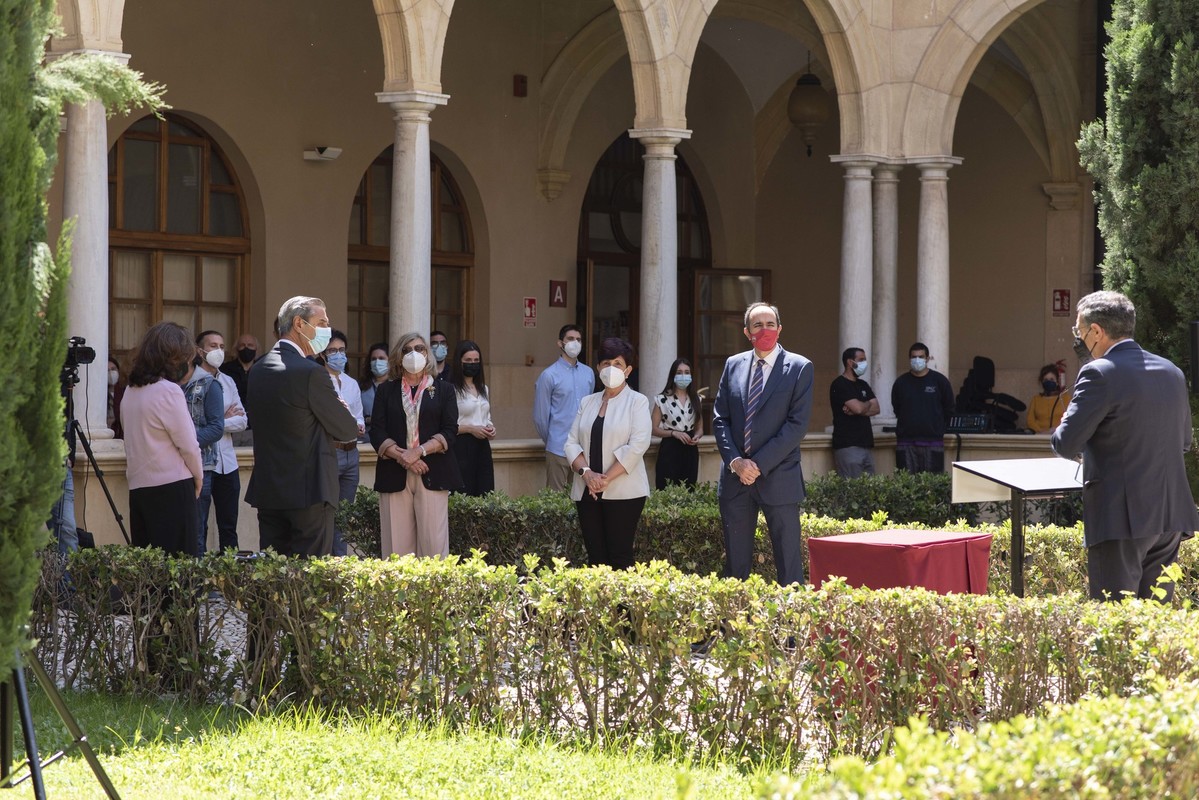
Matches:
[376,90,449,344]
[913,158,961,378]
[63,92,121,440]
[630,127,690,391]
[831,157,876,364]
[871,163,902,420]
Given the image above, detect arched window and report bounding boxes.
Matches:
[347,148,473,371]
[108,114,249,360]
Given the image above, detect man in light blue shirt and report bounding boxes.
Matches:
[533,324,595,490]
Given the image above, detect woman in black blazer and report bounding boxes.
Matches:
[370,332,463,558]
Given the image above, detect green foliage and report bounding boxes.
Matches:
[31,550,1199,764]
[792,680,1199,798]
[1079,0,1199,364]
[803,472,978,527]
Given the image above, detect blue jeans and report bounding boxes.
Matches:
[48,466,78,554]
[332,447,360,556]
[198,469,241,554]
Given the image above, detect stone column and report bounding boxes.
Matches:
[62,56,126,440]
[376,90,449,344]
[831,157,876,368]
[1041,182,1083,366]
[630,127,691,392]
[871,163,902,421]
[913,158,961,378]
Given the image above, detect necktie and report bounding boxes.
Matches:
[744,358,765,454]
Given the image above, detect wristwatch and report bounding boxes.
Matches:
[577,465,590,476]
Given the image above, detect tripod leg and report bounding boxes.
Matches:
[1,679,12,785]
[11,666,47,800]
[26,658,122,799]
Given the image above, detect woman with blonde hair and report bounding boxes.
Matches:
[369,332,463,557]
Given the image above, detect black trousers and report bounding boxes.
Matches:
[453,434,495,496]
[1087,530,1183,601]
[576,495,646,569]
[130,477,199,556]
[655,435,699,490]
[257,503,335,557]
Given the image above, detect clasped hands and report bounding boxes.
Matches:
[390,444,429,475]
[582,469,609,499]
[668,429,701,446]
[732,458,761,485]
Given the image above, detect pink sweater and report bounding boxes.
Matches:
[121,380,203,491]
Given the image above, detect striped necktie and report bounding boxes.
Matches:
[744,358,766,454]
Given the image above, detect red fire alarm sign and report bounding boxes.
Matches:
[1052,289,1071,317]
[524,296,537,328]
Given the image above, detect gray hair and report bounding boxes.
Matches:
[1077,291,1136,340]
[743,302,781,329]
[276,296,325,338]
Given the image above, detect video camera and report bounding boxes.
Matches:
[61,335,96,389]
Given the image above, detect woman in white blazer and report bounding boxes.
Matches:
[565,337,652,568]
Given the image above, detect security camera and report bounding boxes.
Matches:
[303,146,342,162]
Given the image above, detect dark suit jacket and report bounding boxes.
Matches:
[370,378,463,493]
[712,347,814,506]
[1051,340,1199,546]
[244,341,359,510]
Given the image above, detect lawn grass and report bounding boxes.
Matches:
[12,690,772,799]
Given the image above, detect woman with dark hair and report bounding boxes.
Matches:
[359,341,390,428]
[121,321,204,555]
[565,337,652,569]
[650,357,702,489]
[370,332,463,558]
[107,356,126,439]
[1027,363,1071,433]
[449,340,496,496]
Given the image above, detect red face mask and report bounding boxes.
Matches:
[749,328,779,353]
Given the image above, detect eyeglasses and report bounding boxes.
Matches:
[401,345,428,355]
[325,346,347,354]
[1071,325,1086,339]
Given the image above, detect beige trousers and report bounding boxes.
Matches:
[379,477,450,559]
[545,451,572,492]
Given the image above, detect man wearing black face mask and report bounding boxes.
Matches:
[221,333,259,406]
[1051,290,1199,601]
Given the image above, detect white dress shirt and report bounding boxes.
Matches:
[331,370,366,431]
[211,368,247,475]
[455,385,492,428]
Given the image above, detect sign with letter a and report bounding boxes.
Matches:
[549,280,567,308]
[524,297,537,328]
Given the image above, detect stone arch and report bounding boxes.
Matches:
[371,0,455,93]
[51,0,126,52]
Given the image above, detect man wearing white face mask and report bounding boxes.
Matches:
[184,335,226,554]
[245,296,359,556]
[319,329,365,556]
[830,347,879,478]
[891,341,954,473]
[533,324,596,491]
[196,330,248,553]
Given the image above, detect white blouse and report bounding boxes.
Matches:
[456,385,492,427]
[654,391,696,432]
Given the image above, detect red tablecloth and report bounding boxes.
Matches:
[808,529,993,594]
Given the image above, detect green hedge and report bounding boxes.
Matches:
[32,550,1199,763]
[767,680,1199,798]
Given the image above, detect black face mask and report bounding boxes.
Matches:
[461,362,482,377]
[1042,379,1058,393]
[1072,336,1093,365]
[238,348,256,363]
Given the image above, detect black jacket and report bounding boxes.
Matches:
[370,379,463,493]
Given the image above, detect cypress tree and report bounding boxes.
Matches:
[1079,0,1199,365]
[0,0,163,672]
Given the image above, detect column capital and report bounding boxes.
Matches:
[376,90,450,118]
[629,127,691,155]
[908,156,963,179]
[537,168,572,202]
[45,49,130,65]
[872,162,904,182]
[1041,182,1081,210]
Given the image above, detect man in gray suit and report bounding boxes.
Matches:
[713,302,814,585]
[1052,291,1199,601]
[245,296,359,556]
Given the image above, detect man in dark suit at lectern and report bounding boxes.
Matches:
[245,295,359,556]
[712,302,814,586]
[1052,290,1199,601]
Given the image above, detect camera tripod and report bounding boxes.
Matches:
[61,369,129,546]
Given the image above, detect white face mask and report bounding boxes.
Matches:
[910,357,927,373]
[852,360,868,377]
[600,365,627,389]
[563,340,582,359]
[402,350,428,374]
[108,369,119,386]
[204,348,225,369]
[370,358,389,377]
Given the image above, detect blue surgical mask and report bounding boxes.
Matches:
[910,357,927,373]
[305,322,332,354]
[431,343,448,362]
[852,360,868,377]
[674,373,692,388]
[370,358,389,377]
[326,352,348,373]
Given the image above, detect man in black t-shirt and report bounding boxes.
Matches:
[891,341,955,473]
[829,347,880,478]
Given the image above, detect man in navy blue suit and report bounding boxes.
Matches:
[1052,291,1199,601]
[712,302,814,585]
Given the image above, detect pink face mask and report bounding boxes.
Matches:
[749,328,779,352]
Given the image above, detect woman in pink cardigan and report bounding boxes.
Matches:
[121,322,204,555]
